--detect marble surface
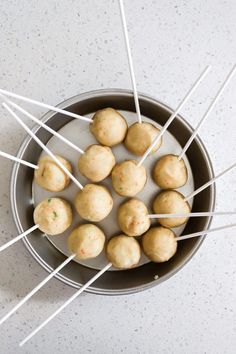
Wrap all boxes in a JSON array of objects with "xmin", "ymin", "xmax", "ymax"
[{"xmin": 0, "ymin": 0, "xmax": 236, "ymax": 353}]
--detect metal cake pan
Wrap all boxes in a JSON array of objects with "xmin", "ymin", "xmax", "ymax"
[{"xmin": 10, "ymin": 89, "xmax": 216, "ymax": 295}]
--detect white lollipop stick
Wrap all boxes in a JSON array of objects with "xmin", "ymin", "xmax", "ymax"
[
  {"xmin": 137, "ymin": 65, "xmax": 211, "ymax": 166},
  {"xmin": 19, "ymin": 262, "xmax": 112, "ymax": 347},
  {"xmin": 0, "ymin": 88, "xmax": 92, "ymax": 123},
  {"xmin": 0, "ymin": 224, "xmax": 38, "ymax": 253},
  {"xmin": 0, "ymin": 150, "xmax": 38, "ymax": 169},
  {"xmin": 3, "ymin": 103, "xmax": 84, "ymax": 190},
  {"xmin": 0, "ymin": 253, "xmax": 76, "ymax": 326},
  {"xmin": 185, "ymin": 161, "xmax": 236, "ymax": 202},
  {"xmin": 148, "ymin": 211, "xmax": 236, "ymax": 219},
  {"xmin": 178, "ymin": 64, "xmax": 236, "ymax": 160},
  {"xmin": 118, "ymin": 0, "xmax": 142, "ymax": 124},
  {"xmin": 177, "ymin": 222, "xmax": 236, "ymax": 241},
  {"xmin": 0, "ymin": 95, "xmax": 84, "ymax": 154}
]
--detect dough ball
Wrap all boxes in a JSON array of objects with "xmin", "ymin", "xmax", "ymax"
[
  {"xmin": 34, "ymin": 155, "xmax": 72, "ymax": 192},
  {"xmin": 111, "ymin": 160, "xmax": 147, "ymax": 197},
  {"xmin": 118, "ymin": 199, "xmax": 150, "ymax": 236},
  {"xmin": 125, "ymin": 122, "xmax": 162, "ymax": 156},
  {"xmin": 153, "ymin": 154, "xmax": 188, "ymax": 189},
  {"xmin": 90, "ymin": 108, "xmax": 128, "ymax": 146},
  {"xmin": 152, "ymin": 190, "xmax": 190, "ymax": 228},
  {"xmin": 106, "ymin": 235, "xmax": 141, "ymax": 269},
  {"xmin": 142, "ymin": 226, "xmax": 177, "ymax": 262},
  {"xmin": 34, "ymin": 197, "xmax": 72, "ymax": 235},
  {"xmin": 68, "ymin": 224, "xmax": 105, "ymax": 260},
  {"xmin": 78, "ymin": 144, "xmax": 115, "ymax": 182},
  {"xmin": 75, "ymin": 184, "xmax": 113, "ymax": 222}
]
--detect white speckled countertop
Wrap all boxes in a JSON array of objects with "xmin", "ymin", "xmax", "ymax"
[{"xmin": 1, "ymin": 1, "xmax": 236, "ymax": 353}]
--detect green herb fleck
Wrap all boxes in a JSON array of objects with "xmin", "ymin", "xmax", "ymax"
[
  {"xmin": 48, "ymin": 198, "xmax": 52, "ymax": 203},
  {"xmin": 53, "ymin": 211, "xmax": 58, "ymax": 219}
]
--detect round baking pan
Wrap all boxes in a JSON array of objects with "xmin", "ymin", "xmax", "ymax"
[{"xmin": 10, "ymin": 89, "xmax": 216, "ymax": 295}]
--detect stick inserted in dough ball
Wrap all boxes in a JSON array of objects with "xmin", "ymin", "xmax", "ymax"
[
  {"xmin": 33, "ymin": 197, "xmax": 72, "ymax": 235},
  {"xmin": 142, "ymin": 226, "xmax": 177, "ymax": 262},
  {"xmin": 111, "ymin": 160, "xmax": 147, "ymax": 197},
  {"xmin": 34, "ymin": 155, "xmax": 72, "ymax": 192},
  {"xmin": 153, "ymin": 190, "xmax": 190, "ymax": 228},
  {"xmin": 106, "ymin": 235, "xmax": 141, "ymax": 269},
  {"xmin": 118, "ymin": 199, "xmax": 150, "ymax": 236},
  {"xmin": 90, "ymin": 108, "xmax": 128, "ymax": 146},
  {"xmin": 125, "ymin": 122, "xmax": 162, "ymax": 156},
  {"xmin": 153, "ymin": 154, "xmax": 188, "ymax": 189},
  {"xmin": 68, "ymin": 224, "xmax": 105, "ymax": 260},
  {"xmin": 78, "ymin": 144, "xmax": 115, "ymax": 182},
  {"xmin": 75, "ymin": 184, "xmax": 113, "ymax": 222}
]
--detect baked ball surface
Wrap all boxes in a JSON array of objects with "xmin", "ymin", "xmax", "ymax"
[
  {"xmin": 153, "ymin": 190, "xmax": 190, "ymax": 228},
  {"xmin": 153, "ymin": 154, "xmax": 188, "ymax": 189},
  {"xmin": 68, "ymin": 224, "xmax": 105, "ymax": 260},
  {"xmin": 142, "ymin": 226, "xmax": 177, "ymax": 262},
  {"xmin": 34, "ymin": 155, "xmax": 72, "ymax": 192},
  {"xmin": 106, "ymin": 235, "xmax": 141, "ymax": 269},
  {"xmin": 111, "ymin": 160, "xmax": 147, "ymax": 197},
  {"xmin": 125, "ymin": 122, "xmax": 162, "ymax": 156},
  {"xmin": 90, "ymin": 108, "xmax": 128, "ymax": 146},
  {"xmin": 118, "ymin": 199, "xmax": 150, "ymax": 236},
  {"xmin": 75, "ymin": 184, "xmax": 113, "ymax": 222},
  {"xmin": 33, "ymin": 197, "xmax": 72, "ymax": 235},
  {"xmin": 78, "ymin": 144, "xmax": 115, "ymax": 182}
]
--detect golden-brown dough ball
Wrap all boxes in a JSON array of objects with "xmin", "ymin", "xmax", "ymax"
[
  {"xmin": 152, "ymin": 190, "xmax": 190, "ymax": 228},
  {"xmin": 106, "ymin": 235, "xmax": 141, "ymax": 269},
  {"xmin": 142, "ymin": 226, "xmax": 177, "ymax": 262},
  {"xmin": 125, "ymin": 122, "xmax": 162, "ymax": 156},
  {"xmin": 153, "ymin": 154, "xmax": 188, "ymax": 189},
  {"xmin": 33, "ymin": 197, "xmax": 72, "ymax": 235},
  {"xmin": 34, "ymin": 155, "xmax": 72, "ymax": 192},
  {"xmin": 75, "ymin": 184, "xmax": 113, "ymax": 222},
  {"xmin": 118, "ymin": 199, "xmax": 150, "ymax": 236},
  {"xmin": 68, "ymin": 224, "xmax": 105, "ymax": 259},
  {"xmin": 90, "ymin": 108, "xmax": 128, "ymax": 146},
  {"xmin": 111, "ymin": 160, "xmax": 147, "ymax": 197},
  {"xmin": 78, "ymin": 144, "xmax": 116, "ymax": 182}
]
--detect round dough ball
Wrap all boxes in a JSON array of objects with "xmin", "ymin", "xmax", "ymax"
[
  {"xmin": 152, "ymin": 190, "xmax": 190, "ymax": 228},
  {"xmin": 153, "ymin": 154, "xmax": 188, "ymax": 189},
  {"xmin": 68, "ymin": 224, "xmax": 105, "ymax": 260},
  {"xmin": 33, "ymin": 197, "xmax": 72, "ymax": 235},
  {"xmin": 118, "ymin": 199, "xmax": 150, "ymax": 236},
  {"xmin": 75, "ymin": 184, "xmax": 113, "ymax": 222},
  {"xmin": 125, "ymin": 122, "xmax": 162, "ymax": 156},
  {"xmin": 106, "ymin": 235, "xmax": 141, "ymax": 269},
  {"xmin": 34, "ymin": 155, "xmax": 72, "ymax": 192},
  {"xmin": 90, "ymin": 108, "xmax": 128, "ymax": 146},
  {"xmin": 142, "ymin": 226, "xmax": 177, "ymax": 262},
  {"xmin": 78, "ymin": 144, "xmax": 115, "ymax": 182},
  {"xmin": 111, "ymin": 160, "xmax": 147, "ymax": 197}
]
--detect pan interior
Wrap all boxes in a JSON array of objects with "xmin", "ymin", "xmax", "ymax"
[{"xmin": 33, "ymin": 111, "xmax": 194, "ymax": 271}]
